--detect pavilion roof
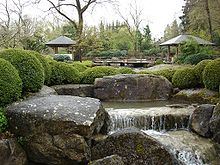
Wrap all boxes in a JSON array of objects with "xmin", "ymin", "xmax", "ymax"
[
  {"xmin": 46, "ymin": 36, "xmax": 76, "ymax": 47},
  {"xmin": 160, "ymin": 34, "xmax": 214, "ymax": 46}
]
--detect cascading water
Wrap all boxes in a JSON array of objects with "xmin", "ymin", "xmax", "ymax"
[
  {"xmin": 107, "ymin": 105, "xmax": 195, "ymax": 132},
  {"xmin": 103, "ymin": 101, "xmax": 220, "ymax": 165}
]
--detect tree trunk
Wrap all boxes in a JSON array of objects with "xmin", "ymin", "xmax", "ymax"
[{"xmin": 204, "ymin": 0, "xmax": 214, "ymax": 41}]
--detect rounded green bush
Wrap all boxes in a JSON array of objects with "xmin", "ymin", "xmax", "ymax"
[
  {"xmin": 27, "ymin": 50, "xmax": 52, "ymax": 85},
  {"xmin": 172, "ymin": 68, "xmax": 197, "ymax": 89},
  {"xmin": 0, "ymin": 58, "xmax": 22, "ymax": 106},
  {"xmin": 0, "ymin": 49, "xmax": 44, "ymax": 93},
  {"xmin": 71, "ymin": 62, "xmax": 88, "ymax": 72},
  {"xmin": 0, "ymin": 108, "xmax": 8, "ymax": 132},
  {"xmin": 194, "ymin": 59, "xmax": 213, "ymax": 85},
  {"xmin": 49, "ymin": 61, "xmax": 80, "ymax": 86},
  {"xmin": 155, "ymin": 59, "xmax": 164, "ymax": 65},
  {"xmin": 117, "ymin": 67, "xmax": 135, "ymax": 74},
  {"xmin": 184, "ymin": 53, "xmax": 213, "ymax": 65},
  {"xmin": 203, "ymin": 59, "xmax": 220, "ymax": 91},
  {"xmin": 153, "ymin": 69, "xmax": 177, "ymax": 82},
  {"xmin": 81, "ymin": 66, "xmax": 119, "ymax": 84}
]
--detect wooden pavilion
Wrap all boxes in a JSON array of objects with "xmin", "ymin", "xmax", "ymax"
[
  {"xmin": 46, "ymin": 36, "xmax": 76, "ymax": 56},
  {"xmin": 160, "ymin": 34, "xmax": 214, "ymax": 61}
]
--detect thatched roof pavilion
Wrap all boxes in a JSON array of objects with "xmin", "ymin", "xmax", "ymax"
[
  {"xmin": 160, "ymin": 34, "xmax": 214, "ymax": 61},
  {"xmin": 46, "ymin": 36, "xmax": 76, "ymax": 54}
]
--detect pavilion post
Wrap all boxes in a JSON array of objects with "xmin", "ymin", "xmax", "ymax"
[
  {"xmin": 54, "ymin": 47, "xmax": 58, "ymax": 54},
  {"xmin": 168, "ymin": 45, "xmax": 171, "ymax": 62}
]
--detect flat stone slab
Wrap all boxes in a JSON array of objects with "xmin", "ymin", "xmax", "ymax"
[
  {"xmin": 6, "ymin": 95, "xmax": 109, "ymax": 165},
  {"xmin": 52, "ymin": 84, "xmax": 94, "ymax": 97}
]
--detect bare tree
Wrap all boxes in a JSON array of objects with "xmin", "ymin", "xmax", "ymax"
[
  {"xmin": 116, "ymin": 0, "xmax": 143, "ymax": 54},
  {"xmin": 44, "ymin": 0, "xmax": 117, "ymax": 61}
]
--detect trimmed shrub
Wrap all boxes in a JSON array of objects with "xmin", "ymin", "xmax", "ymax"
[
  {"xmin": 184, "ymin": 53, "xmax": 213, "ymax": 65},
  {"xmin": 0, "ymin": 49, "xmax": 44, "ymax": 93},
  {"xmin": 71, "ymin": 62, "xmax": 88, "ymax": 72},
  {"xmin": 172, "ymin": 68, "xmax": 197, "ymax": 89},
  {"xmin": 194, "ymin": 59, "xmax": 213, "ymax": 85},
  {"xmin": 53, "ymin": 54, "xmax": 71, "ymax": 62},
  {"xmin": 49, "ymin": 61, "xmax": 80, "ymax": 86},
  {"xmin": 203, "ymin": 59, "xmax": 220, "ymax": 91},
  {"xmin": 0, "ymin": 108, "xmax": 7, "ymax": 132},
  {"xmin": 153, "ymin": 69, "xmax": 177, "ymax": 82},
  {"xmin": 155, "ymin": 59, "xmax": 164, "ymax": 65},
  {"xmin": 81, "ymin": 66, "xmax": 119, "ymax": 84},
  {"xmin": 0, "ymin": 58, "xmax": 22, "ymax": 106},
  {"xmin": 117, "ymin": 67, "xmax": 135, "ymax": 74},
  {"xmin": 27, "ymin": 50, "xmax": 52, "ymax": 85}
]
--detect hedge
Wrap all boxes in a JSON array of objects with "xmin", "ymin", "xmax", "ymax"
[
  {"xmin": 203, "ymin": 59, "xmax": 220, "ymax": 91},
  {"xmin": 0, "ymin": 58, "xmax": 22, "ymax": 106},
  {"xmin": 27, "ymin": 50, "xmax": 52, "ymax": 85},
  {"xmin": 184, "ymin": 53, "xmax": 213, "ymax": 65},
  {"xmin": 81, "ymin": 66, "xmax": 119, "ymax": 84},
  {"xmin": 117, "ymin": 67, "xmax": 135, "ymax": 74},
  {"xmin": 0, "ymin": 49, "xmax": 44, "ymax": 93},
  {"xmin": 49, "ymin": 61, "xmax": 80, "ymax": 86},
  {"xmin": 172, "ymin": 68, "xmax": 197, "ymax": 89}
]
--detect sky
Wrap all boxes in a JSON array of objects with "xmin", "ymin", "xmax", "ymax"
[
  {"xmin": 31, "ymin": 0, "xmax": 185, "ymax": 39},
  {"xmin": 84, "ymin": 0, "xmax": 186, "ymax": 39}
]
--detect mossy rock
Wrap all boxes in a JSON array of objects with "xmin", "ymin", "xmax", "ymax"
[
  {"xmin": 203, "ymin": 58, "xmax": 220, "ymax": 91},
  {"xmin": 0, "ymin": 49, "xmax": 44, "ymax": 93},
  {"xmin": 172, "ymin": 68, "xmax": 197, "ymax": 89},
  {"xmin": 0, "ymin": 58, "xmax": 22, "ymax": 106}
]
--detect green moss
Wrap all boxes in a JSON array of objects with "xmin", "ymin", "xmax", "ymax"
[{"xmin": 0, "ymin": 49, "xmax": 44, "ymax": 93}]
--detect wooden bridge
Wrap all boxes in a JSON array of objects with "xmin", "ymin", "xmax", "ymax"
[{"xmin": 93, "ymin": 58, "xmax": 155, "ymax": 67}]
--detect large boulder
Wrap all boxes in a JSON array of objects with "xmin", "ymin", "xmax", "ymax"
[
  {"xmin": 88, "ymin": 155, "xmax": 124, "ymax": 165},
  {"xmin": 6, "ymin": 95, "xmax": 109, "ymax": 165},
  {"xmin": 210, "ymin": 103, "xmax": 220, "ymax": 144},
  {"xmin": 28, "ymin": 85, "xmax": 57, "ymax": 99},
  {"xmin": 189, "ymin": 104, "xmax": 215, "ymax": 137},
  {"xmin": 0, "ymin": 138, "xmax": 27, "ymax": 165},
  {"xmin": 52, "ymin": 84, "xmax": 94, "ymax": 97},
  {"xmin": 91, "ymin": 128, "xmax": 175, "ymax": 165},
  {"xmin": 173, "ymin": 88, "xmax": 219, "ymax": 104},
  {"xmin": 94, "ymin": 74, "xmax": 173, "ymax": 101}
]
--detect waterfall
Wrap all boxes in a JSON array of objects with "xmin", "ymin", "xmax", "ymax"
[{"xmin": 107, "ymin": 106, "xmax": 195, "ymax": 132}]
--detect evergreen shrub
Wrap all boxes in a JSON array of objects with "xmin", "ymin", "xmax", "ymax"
[
  {"xmin": 203, "ymin": 59, "xmax": 220, "ymax": 91},
  {"xmin": 53, "ymin": 54, "xmax": 71, "ymax": 62},
  {"xmin": 194, "ymin": 59, "xmax": 213, "ymax": 85},
  {"xmin": 153, "ymin": 69, "xmax": 177, "ymax": 82},
  {"xmin": 172, "ymin": 68, "xmax": 197, "ymax": 89},
  {"xmin": 71, "ymin": 62, "xmax": 88, "ymax": 72},
  {"xmin": 0, "ymin": 58, "xmax": 22, "ymax": 106},
  {"xmin": 49, "ymin": 61, "xmax": 80, "ymax": 85},
  {"xmin": 184, "ymin": 53, "xmax": 213, "ymax": 65},
  {"xmin": 81, "ymin": 66, "xmax": 119, "ymax": 84},
  {"xmin": 0, "ymin": 49, "xmax": 44, "ymax": 93},
  {"xmin": 117, "ymin": 67, "xmax": 135, "ymax": 74},
  {"xmin": 0, "ymin": 108, "xmax": 7, "ymax": 132},
  {"xmin": 27, "ymin": 50, "xmax": 52, "ymax": 85}
]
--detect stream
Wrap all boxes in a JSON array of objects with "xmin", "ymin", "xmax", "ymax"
[{"xmin": 103, "ymin": 101, "xmax": 220, "ymax": 165}]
